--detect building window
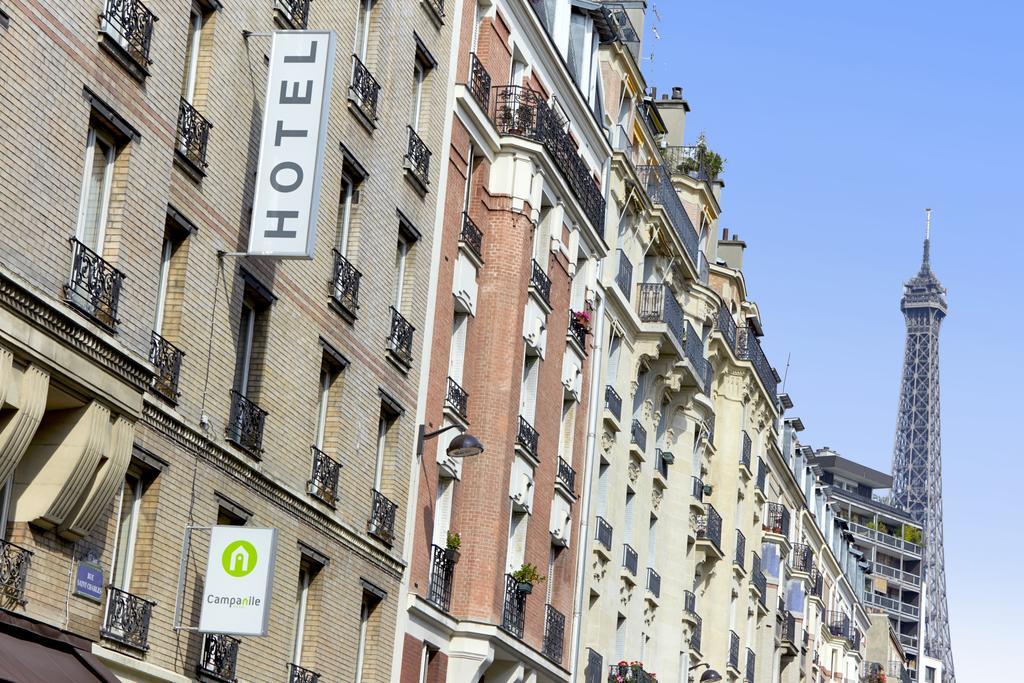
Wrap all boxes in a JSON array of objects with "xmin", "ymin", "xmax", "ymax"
[
  {"xmin": 180, "ymin": 2, "xmax": 213, "ymax": 104},
  {"xmin": 410, "ymin": 59, "xmax": 426, "ymax": 132},
  {"xmin": 520, "ymin": 353, "xmax": 540, "ymax": 424},
  {"xmin": 76, "ymin": 127, "xmax": 117, "ymax": 255},
  {"xmin": 111, "ymin": 472, "xmax": 143, "ymax": 591},
  {"xmin": 291, "ymin": 558, "xmax": 324, "ymax": 669},
  {"xmin": 233, "ymin": 281, "xmax": 272, "ymax": 400},
  {"xmin": 354, "ymin": 588, "xmax": 384, "ymax": 683},
  {"xmin": 449, "ymin": 313, "xmax": 468, "ymax": 385},
  {"xmin": 417, "ymin": 644, "xmax": 441, "ymax": 683},
  {"xmin": 393, "ymin": 235, "xmax": 410, "ymax": 311},
  {"xmin": 313, "ymin": 347, "xmax": 346, "ymax": 452},
  {"xmin": 506, "ymin": 510, "xmax": 528, "ymax": 572},
  {"xmin": 353, "ymin": 0, "xmax": 375, "ymax": 62},
  {"xmin": 150, "ymin": 214, "xmax": 191, "ymax": 400}
]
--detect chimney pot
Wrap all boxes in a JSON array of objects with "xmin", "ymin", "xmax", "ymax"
[
  {"xmin": 650, "ymin": 87, "xmax": 657, "ymax": 99},
  {"xmin": 722, "ymin": 228, "xmax": 729, "ymax": 240},
  {"xmin": 672, "ymin": 86, "xmax": 683, "ymax": 99}
]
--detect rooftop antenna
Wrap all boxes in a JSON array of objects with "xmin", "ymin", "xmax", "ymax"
[
  {"xmin": 922, "ymin": 207, "xmax": 932, "ymax": 270},
  {"xmin": 781, "ymin": 353, "xmax": 792, "ymax": 393}
]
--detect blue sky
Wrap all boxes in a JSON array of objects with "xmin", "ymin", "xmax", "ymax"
[{"xmin": 644, "ymin": 2, "xmax": 1021, "ymax": 679}]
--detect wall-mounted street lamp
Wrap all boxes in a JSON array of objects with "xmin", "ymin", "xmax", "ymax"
[
  {"xmin": 416, "ymin": 424, "xmax": 485, "ymax": 459},
  {"xmin": 690, "ymin": 663, "xmax": 723, "ymax": 682}
]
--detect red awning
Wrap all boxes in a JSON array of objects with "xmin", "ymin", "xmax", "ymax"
[{"xmin": 0, "ymin": 610, "xmax": 120, "ymax": 683}]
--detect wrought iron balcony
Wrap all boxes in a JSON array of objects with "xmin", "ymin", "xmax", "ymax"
[
  {"xmin": 608, "ymin": 663, "xmax": 656, "ymax": 683},
  {"xmin": 682, "ymin": 589, "xmax": 697, "ymax": 617},
  {"xmin": 809, "ymin": 567, "xmax": 824, "ymax": 597},
  {"xmin": 740, "ymin": 430, "xmax": 752, "ymax": 471},
  {"xmin": 460, "ymin": 212, "xmax": 483, "ymax": 260},
  {"xmin": 101, "ymin": 585, "xmax": 154, "ymax": 651},
  {"xmin": 764, "ymin": 502, "xmax": 790, "ymax": 537},
  {"xmin": 755, "ymin": 457, "xmax": 767, "ymax": 494},
  {"xmin": 636, "ymin": 164, "xmax": 700, "ymax": 265},
  {"xmin": 350, "ymin": 54, "xmax": 381, "ymax": 122},
  {"xmin": 427, "ymin": 544, "xmax": 456, "ymax": 612},
  {"xmin": 601, "ymin": 3, "xmax": 640, "ymax": 60},
  {"xmin": 66, "ymin": 237, "xmax": 125, "ymax": 330},
  {"xmin": 100, "ymin": 0, "xmax": 156, "ymax": 70},
  {"xmin": 691, "ymin": 614, "xmax": 702, "ymax": 653},
  {"xmin": 781, "ymin": 610, "xmax": 797, "ymax": 645},
  {"xmin": 654, "ymin": 449, "xmax": 670, "ymax": 479},
  {"xmin": 176, "ymin": 98, "xmax": 212, "ymax": 170},
  {"xmin": 149, "ymin": 331, "xmax": 183, "ymax": 401},
  {"xmin": 330, "ymin": 249, "xmax": 362, "ymax": 315},
  {"xmin": 387, "ymin": 307, "xmax": 415, "ymax": 365},
  {"xmin": 446, "ymin": 376, "xmax": 469, "ymax": 419},
  {"xmin": 501, "ymin": 574, "xmax": 527, "ymax": 638},
  {"xmin": 691, "ymin": 476, "xmax": 704, "ymax": 502},
  {"xmin": 790, "ymin": 543, "xmax": 814, "ymax": 573},
  {"xmin": 405, "ymin": 126, "xmax": 431, "ymax": 188},
  {"xmin": 706, "ymin": 413, "xmax": 716, "ymax": 445},
  {"xmin": 745, "ymin": 648, "xmax": 755, "ymax": 683},
  {"xmin": 615, "ymin": 249, "xmax": 632, "ymax": 300},
  {"xmin": 622, "ymin": 543, "xmax": 638, "ymax": 576},
  {"xmin": 0, "ymin": 539, "xmax": 32, "ymax": 606},
  {"xmin": 683, "ymin": 320, "xmax": 706, "ymax": 376},
  {"xmin": 556, "ymin": 457, "xmax": 576, "ymax": 494},
  {"xmin": 827, "ymin": 611, "xmax": 852, "ymax": 642},
  {"xmin": 636, "ymin": 283, "xmax": 685, "ymax": 350},
  {"xmin": 716, "ymin": 302, "xmax": 737, "ymax": 350},
  {"xmin": 728, "ymin": 630, "xmax": 740, "ymax": 670},
  {"xmin": 467, "ymin": 53, "xmax": 491, "ymax": 112},
  {"xmin": 736, "ymin": 327, "xmax": 778, "ymax": 398},
  {"xmin": 646, "ymin": 567, "xmax": 661, "ymax": 598},
  {"xmin": 586, "ymin": 649, "xmax": 603, "ymax": 683},
  {"xmin": 734, "ymin": 529, "xmax": 746, "ymax": 568},
  {"xmin": 530, "ymin": 259, "xmax": 552, "ymax": 307},
  {"xmin": 568, "ymin": 310, "xmax": 588, "ymax": 351},
  {"xmin": 696, "ymin": 503, "xmax": 722, "ymax": 552},
  {"xmin": 630, "ymin": 419, "xmax": 647, "ymax": 451},
  {"xmin": 517, "ymin": 415, "xmax": 539, "ymax": 459},
  {"xmin": 288, "ymin": 663, "xmax": 320, "ymax": 683},
  {"xmin": 197, "ymin": 633, "xmax": 239, "ymax": 683},
  {"xmin": 368, "ymin": 489, "xmax": 397, "ymax": 543},
  {"xmin": 226, "ymin": 390, "xmax": 267, "ymax": 455},
  {"xmin": 751, "ymin": 552, "xmax": 767, "ymax": 605},
  {"xmin": 604, "ymin": 385, "xmax": 622, "ymax": 420},
  {"xmin": 662, "ymin": 144, "xmax": 720, "ymax": 184},
  {"xmin": 542, "ymin": 603, "xmax": 565, "ymax": 663},
  {"xmin": 594, "ymin": 516, "xmax": 613, "ymax": 551},
  {"xmin": 277, "ymin": 0, "xmax": 310, "ymax": 28},
  {"xmin": 308, "ymin": 445, "xmax": 340, "ymax": 506}
]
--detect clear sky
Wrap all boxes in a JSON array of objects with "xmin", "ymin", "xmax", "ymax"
[{"xmin": 644, "ymin": 2, "xmax": 1020, "ymax": 679}]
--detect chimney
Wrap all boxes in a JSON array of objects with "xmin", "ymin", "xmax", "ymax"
[
  {"xmin": 671, "ymin": 86, "xmax": 683, "ymax": 100},
  {"xmin": 655, "ymin": 85, "xmax": 690, "ymax": 146},
  {"xmin": 718, "ymin": 230, "xmax": 746, "ymax": 270}
]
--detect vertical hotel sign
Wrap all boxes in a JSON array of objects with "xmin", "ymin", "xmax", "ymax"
[
  {"xmin": 248, "ymin": 31, "xmax": 336, "ymax": 258},
  {"xmin": 199, "ymin": 527, "xmax": 278, "ymax": 635}
]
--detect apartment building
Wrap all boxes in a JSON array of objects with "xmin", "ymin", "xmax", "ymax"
[{"xmin": 0, "ymin": 0, "xmax": 454, "ymax": 680}]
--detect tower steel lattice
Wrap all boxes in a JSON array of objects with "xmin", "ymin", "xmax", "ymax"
[{"xmin": 891, "ymin": 211, "xmax": 955, "ymax": 682}]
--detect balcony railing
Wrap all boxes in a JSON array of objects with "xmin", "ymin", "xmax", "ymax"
[
  {"xmin": 176, "ymin": 98, "xmax": 212, "ymax": 170},
  {"xmin": 423, "ymin": 0, "xmax": 444, "ymax": 19},
  {"xmin": 683, "ymin": 320, "xmax": 706, "ymax": 376},
  {"xmin": 427, "ymin": 544, "xmax": 456, "ymax": 612},
  {"xmin": 691, "ymin": 614, "xmax": 702, "ymax": 653},
  {"xmin": 467, "ymin": 53, "xmax": 491, "ymax": 112},
  {"xmin": 630, "ymin": 419, "xmax": 647, "ymax": 451},
  {"xmin": 755, "ymin": 457, "xmax": 767, "ymax": 493},
  {"xmin": 277, "ymin": 0, "xmax": 310, "ymax": 28},
  {"xmin": 728, "ymin": 630, "xmax": 740, "ymax": 670},
  {"xmin": 646, "ymin": 567, "xmax": 661, "ymax": 598},
  {"xmin": 740, "ymin": 430, "xmax": 752, "ymax": 471},
  {"xmin": 764, "ymin": 502, "xmax": 790, "ymax": 537},
  {"xmin": 368, "ymin": 489, "xmax": 397, "ymax": 543},
  {"xmin": 149, "ymin": 331, "xmax": 183, "ymax": 400},
  {"xmin": 873, "ymin": 561, "xmax": 921, "ymax": 586},
  {"xmin": 604, "ymin": 386, "xmax": 622, "ymax": 421},
  {"xmin": 405, "ymin": 126, "xmax": 431, "ymax": 188},
  {"xmin": 745, "ymin": 648, "xmax": 755, "ymax": 683},
  {"xmin": 100, "ymin": 0, "xmax": 156, "ymax": 69},
  {"xmin": 608, "ymin": 663, "xmax": 656, "ymax": 683},
  {"xmin": 696, "ymin": 503, "xmax": 722, "ymax": 552},
  {"xmin": 781, "ymin": 611, "xmax": 796, "ymax": 645},
  {"xmin": 736, "ymin": 327, "xmax": 778, "ymax": 398},
  {"xmin": 636, "ymin": 283, "xmax": 685, "ymax": 350},
  {"xmin": 734, "ymin": 529, "xmax": 746, "ymax": 568},
  {"xmin": 809, "ymin": 567, "xmax": 824, "ymax": 597},
  {"xmin": 387, "ymin": 307, "xmax": 415, "ymax": 365},
  {"xmin": 0, "ymin": 539, "xmax": 32, "ymax": 606},
  {"xmin": 556, "ymin": 457, "xmax": 576, "ymax": 494},
  {"xmin": 601, "ymin": 3, "xmax": 640, "ymax": 60},
  {"xmin": 615, "ymin": 249, "xmax": 633, "ymax": 299},
  {"xmin": 350, "ymin": 54, "xmax": 381, "ymax": 122},
  {"xmin": 530, "ymin": 259, "xmax": 552, "ymax": 307},
  {"xmin": 586, "ymin": 649, "xmax": 603, "ymax": 683},
  {"xmin": 682, "ymin": 589, "xmax": 697, "ymax": 617},
  {"xmin": 101, "ymin": 586, "xmax": 154, "ymax": 651},
  {"xmin": 790, "ymin": 543, "xmax": 814, "ymax": 573},
  {"xmin": 568, "ymin": 310, "xmax": 589, "ymax": 351},
  {"xmin": 636, "ymin": 164, "xmax": 699, "ymax": 265},
  {"xmin": 331, "ymin": 249, "xmax": 362, "ymax": 314},
  {"xmin": 517, "ymin": 416, "xmax": 539, "ymax": 459},
  {"xmin": 662, "ymin": 145, "xmax": 720, "ymax": 184},
  {"xmin": 827, "ymin": 611, "xmax": 852, "ymax": 642},
  {"xmin": 542, "ymin": 603, "xmax": 565, "ymax": 663},
  {"xmin": 288, "ymin": 663, "xmax": 320, "ymax": 683},
  {"xmin": 446, "ymin": 376, "xmax": 469, "ymax": 419},
  {"xmin": 622, "ymin": 543, "xmax": 638, "ymax": 576},
  {"xmin": 492, "ymin": 85, "xmax": 605, "ymax": 230},
  {"xmin": 595, "ymin": 516, "xmax": 613, "ymax": 551},
  {"xmin": 197, "ymin": 633, "xmax": 239, "ymax": 683},
  {"xmin": 654, "ymin": 449, "xmax": 670, "ymax": 479},
  {"xmin": 847, "ymin": 521, "xmax": 922, "ymax": 555},
  {"xmin": 226, "ymin": 390, "xmax": 267, "ymax": 455},
  {"xmin": 501, "ymin": 574, "xmax": 527, "ymax": 638},
  {"xmin": 691, "ymin": 476, "xmax": 704, "ymax": 502},
  {"xmin": 460, "ymin": 212, "xmax": 483, "ymax": 260},
  {"xmin": 751, "ymin": 553, "xmax": 767, "ymax": 604},
  {"xmin": 716, "ymin": 302, "xmax": 738, "ymax": 351},
  {"xmin": 308, "ymin": 446, "xmax": 340, "ymax": 506},
  {"xmin": 66, "ymin": 237, "xmax": 125, "ymax": 330}
]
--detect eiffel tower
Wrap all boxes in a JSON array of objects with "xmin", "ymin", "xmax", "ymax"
[{"xmin": 891, "ymin": 209, "xmax": 955, "ymax": 682}]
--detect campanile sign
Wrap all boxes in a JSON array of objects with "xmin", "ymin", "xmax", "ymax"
[
  {"xmin": 199, "ymin": 527, "xmax": 278, "ymax": 635},
  {"xmin": 248, "ymin": 31, "xmax": 336, "ymax": 259}
]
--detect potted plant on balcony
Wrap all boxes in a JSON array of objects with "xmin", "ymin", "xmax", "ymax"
[
  {"xmin": 445, "ymin": 530, "xmax": 461, "ymax": 564},
  {"xmin": 510, "ymin": 562, "xmax": 545, "ymax": 594},
  {"xmin": 573, "ymin": 309, "xmax": 592, "ymax": 332}
]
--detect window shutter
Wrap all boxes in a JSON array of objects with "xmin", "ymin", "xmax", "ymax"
[
  {"xmin": 432, "ymin": 478, "xmax": 453, "ymax": 548},
  {"xmin": 449, "ymin": 314, "xmax": 468, "ymax": 382},
  {"xmin": 624, "ymin": 491, "xmax": 634, "ymax": 543}
]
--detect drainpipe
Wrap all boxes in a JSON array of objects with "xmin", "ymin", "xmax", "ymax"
[{"xmin": 568, "ymin": 277, "xmax": 607, "ymax": 678}]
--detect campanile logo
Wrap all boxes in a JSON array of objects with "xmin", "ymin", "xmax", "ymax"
[{"xmin": 222, "ymin": 540, "xmax": 258, "ymax": 577}]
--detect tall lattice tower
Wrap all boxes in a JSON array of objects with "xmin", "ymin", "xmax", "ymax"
[{"xmin": 891, "ymin": 210, "xmax": 955, "ymax": 682}]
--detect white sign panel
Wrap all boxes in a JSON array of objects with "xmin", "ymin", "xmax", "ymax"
[
  {"xmin": 248, "ymin": 31, "xmax": 336, "ymax": 258},
  {"xmin": 199, "ymin": 527, "xmax": 278, "ymax": 635}
]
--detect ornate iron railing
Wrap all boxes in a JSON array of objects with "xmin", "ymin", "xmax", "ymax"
[
  {"xmin": 683, "ymin": 320, "xmax": 705, "ymax": 376},
  {"xmin": 308, "ymin": 446, "xmax": 340, "ymax": 506},
  {"xmin": 691, "ymin": 476, "xmax": 704, "ymax": 502},
  {"xmin": 350, "ymin": 54, "xmax": 381, "ymax": 121},
  {"xmin": 745, "ymin": 648, "xmax": 755, "ymax": 683},
  {"xmin": 0, "ymin": 540, "xmax": 32, "ymax": 606},
  {"xmin": 756, "ymin": 457, "xmax": 767, "ymax": 493},
  {"xmin": 615, "ymin": 249, "xmax": 633, "ymax": 299},
  {"xmin": 330, "ymin": 249, "xmax": 361, "ymax": 313},
  {"xmin": 682, "ymin": 590, "xmax": 697, "ymax": 616},
  {"xmin": 197, "ymin": 633, "xmax": 239, "ymax": 682},
  {"xmin": 654, "ymin": 449, "xmax": 670, "ymax": 479},
  {"xmin": 646, "ymin": 567, "xmax": 661, "ymax": 598},
  {"xmin": 622, "ymin": 543, "xmax": 638, "ymax": 576},
  {"xmin": 594, "ymin": 516, "xmax": 612, "ymax": 551},
  {"xmin": 705, "ymin": 413, "xmax": 716, "ymax": 445},
  {"xmin": 66, "ymin": 237, "xmax": 125, "ymax": 329},
  {"xmin": 427, "ymin": 544, "xmax": 455, "ymax": 612},
  {"xmin": 809, "ymin": 566, "xmax": 824, "ymax": 597},
  {"xmin": 542, "ymin": 603, "xmax": 565, "ymax": 662},
  {"xmin": 100, "ymin": 0, "xmax": 156, "ymax": 69},
  {"xmin": 781, "ymin": 610, "xmax": 797, "ymax": 644},
  {"xmin": 568, "ymin": 310, "xmax": 588, "ymax": 351},
  {"xmin": 460, "ymin": 212, "xmax": 483, "ymax": 260},
  {"xmin": 734, "ymin": 529, "xmax": 746, "ymax": 568},
  {"xmin": 423, "ymin": 0, "xmax": 444, "ymax": 18},
  {"xmin": 827, "ymin": 611, "xmax": 852, "ymax": 641},
  {"xmin": 728, "ymin": 630, "xmax": 740, "ymax": 670},
  {"xmin": 716, "ymin": 302, "xmax": 737, "ymax": 350},
  {"xmin": 740, "ymin": 430, "xmax": 752, "ymax": 470},
  {"xmin": 791, "ymin": 543, "xmax": 814, "ymax": 573},
  {"xmin": 601, "ymin": 3, "xmax": 640, "ymax": 60},
  {"xmin": 277, "ymin": 0, "xmax": 310, "ymax": 28},
  {"xmin": 691, "ymin": 614, "xmax": 702, "ymax": 653},
  {"xmin": 530, "ymin": 259, "xmax": 552, "ymax": 307},
  {"xmin": 736, "ymin": 327, "xmax": 778, "ymax": 398},
  {"xmin": 604, "ymin": 386, "xmax": 622, "ymax": 420},
  {"xmin": 608, "ymin": 663, "xmax": 655, "ymax": 683},
  {"xmin": 636, "ymin": 283, "xmax": 685, "ymax": 350},
  {"xmin": 176, "ymin": 98, "xmax": 211, "ymax": 169},
  {"xmin": 586, "ymin": 648, "xmax": 603, "ymax": 683},
  {"xmin": 446, "ymin": 376, "xmax": 468, "ymax": 419},
  {"xmin": 751, "ymin": 553, "xmax": 767, "ymax": 604},
  {"xmin": 636, "ymin": 164, "xmax": 700, "ymax": 265},
  {"xmin": 149, "ymin": 331, "xmax": 183, "ymax": 400},
  {"xmin": 102, "ymin": 586, "xmax": 154, "ymax": 650},
  {"xmin": 696, "ymin": 503, "xmax": 722, "ymax": 551},
  {"xmin": 630, "ymin": 419, "xmax": 647, "ymax": 451},
  {"xmin": 226, "ymin": 390, "xmax": 267, "ymax": 455},
  {"xmin": 556, "ymin": 457, "xmax": 576, "ymax": 494},
  {"xmin": 517, "ymin": 415, "xmax": 539, "ymax": 459},
  {"xmin": 368, "ymin": 489, "xmax": 397, "ymax": 542},
  {"xmin": 288, "ymin": 663, "xmax": 320, "ymax": 683},
  {"xmin": 387, "ymin": 307, "xmax": 414, "ymax": 365},
  {"xmin": 764, "ymin": 502, "xmax": 790, "ymax": 537},
  {"xmin": 501, "ymin": 573, "xmax": 526, "ymax": 638},
  {"xmin": 467, "ymin": 53, "xmax": 491, "ymax": 112},
  {"xmin": 405, "ymin": 126, "xmax": 431, "ymax": 188}
]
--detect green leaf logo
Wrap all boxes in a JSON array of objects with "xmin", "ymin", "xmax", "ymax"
[{"xmin": 222, "ymin": 540, "xmax": 258, "ymax": 577}]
